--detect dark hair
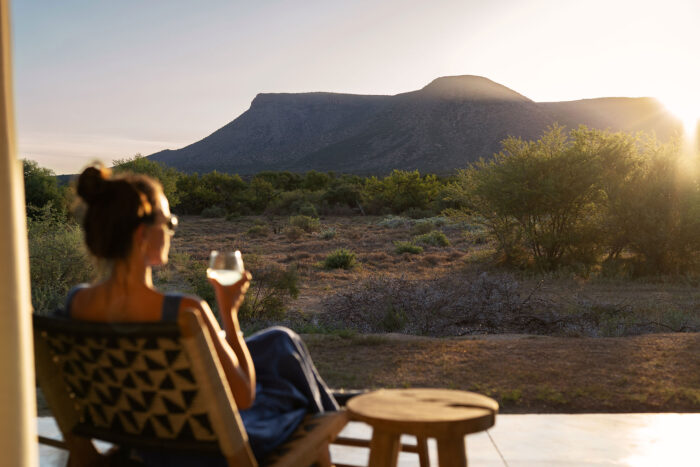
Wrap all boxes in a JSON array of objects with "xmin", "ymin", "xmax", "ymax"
[{"xmin": 76, "ymin": 165, "xmax": 163, "ymax": 259}]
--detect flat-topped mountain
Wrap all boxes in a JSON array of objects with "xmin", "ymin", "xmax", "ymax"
[{"xmin": 149, "ymin": 75, "xmax": 681, "ymax": 175}]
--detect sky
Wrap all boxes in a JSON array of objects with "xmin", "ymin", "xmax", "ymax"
[{"xmin": 11, "ymin": 0, "xmax": 700, "ymax": 174}]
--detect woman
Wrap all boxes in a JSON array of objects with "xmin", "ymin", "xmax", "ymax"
[{"xmin": 63, "ymin": 165, "xmax": 338, "ymax": 464}]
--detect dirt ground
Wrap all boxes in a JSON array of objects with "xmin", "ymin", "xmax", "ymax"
[{"xmin": 305, "ymin": 332, "xmax": 700, "ymax": 413}]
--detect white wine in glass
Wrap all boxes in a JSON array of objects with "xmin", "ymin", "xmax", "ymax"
[{"xmin": 207, "ymin": 250, "xmax": 245, "ymax": 286}]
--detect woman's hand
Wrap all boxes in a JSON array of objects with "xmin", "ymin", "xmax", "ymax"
[{"xmin": 208, "ymin": 271, "xmax": 252, "ymax": 316}]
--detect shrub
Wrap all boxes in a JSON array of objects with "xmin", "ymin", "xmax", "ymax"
[
  {"xmin": 239, "ymin": 262, "xmax": 300, "ymax": 322},
  {"xmin": 602, "ymin": 137, "xmax": 700, "ymax": 274},
  {"xmin": 28, "ymin": 208, "xmax": 94, "ymax": 314},
  {"xmin": 380, "ymin": 303, "xmax": 407, "ymax": 332},
  {"xmin": 284, "ymin": 226, "xmax": 304, "ymax": 241},
  {"xmin": 377, "ymin": 215, "xmax": 409, "ymax": 228},
  {"xmin": 402, "ymin": 207, "xmax": 435, "ymax": 219},
  {"xmin": 449, "ymin": 126, "xmax": 635, "ymax": 270},
  {"xmin": 394, "ymin": 241, "xmax": 423, "ymax": 255},
  {"xmin": 302, "ymin": 170, "xmax": 332, "ymax": 191},
  {"xmin": 426, "ymin": 216, "xmax": 448, "ymax": 227},
  {"xmin": 414, "ymin": 231, "xmax": 450, "ymax": 247},
  {"xmin": 175, "ymin": 172, "xmax": 248, "ymax": 215},
  {"xmin": 319, "ymin": 227, "xmax": 337, "ymax": 240},
  {"xmin": 265, "ymin": 190, "xmax": 324, "ymax": 216},
  {"xmin": 247, "ymin": 224, "xmax": 270, "ymax": 237},
  {"xmin": 465, "ymin": 229, "xmax": 489, "ymax": 245},
  {"xmin": 112, "ymin": 154, "xmax": 182, "ymax": 207},
  {"xmin": 298, "ymin": 202, "xmax": 318, "ymax": 218},
  {"xmin": 321, "ymin": 269, "xmax": 700, "ymax": 337},
  {"xmin": 323, "ymin": 249, "xmax": 357, "ymax": 269},
  {"xmin": 362, "ymin": 169, "xmax": 441, "ymax": 214},
  {"xmin": 322, "ymin": 176, "xmax": 363, "ymax": 209},
  {"xmin": 175, "ymin": 253, "xmax": 217, "ymax": 316},
  {"xmin": 289, "ymin": 215, "xmax": 320, "ymax": 233},
  {"xmin": 23, "ymin": 160, "xmax": 67, "ymax": 217},
  {"xmin": 201, "ymin": 205, "xmax": 227, "ymax": 218},
  {"xmin": 410, "ymin": 220, "xmax": 434, "ymax": 235}
]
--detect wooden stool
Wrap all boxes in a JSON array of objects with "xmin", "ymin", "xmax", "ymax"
[{"xmin": 346, "ymin": 388, "xmax": 498, "ymax": 467}]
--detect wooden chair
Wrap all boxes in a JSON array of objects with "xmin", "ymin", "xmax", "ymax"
[{"xmin": 33, "ymin": 310, "xmax": 348, "ymax": 467}]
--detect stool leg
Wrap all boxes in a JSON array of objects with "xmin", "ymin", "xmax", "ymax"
[
  {"xmin": 436, "ymin": 435, "xmax": 466, "ymax": 467},
  {"xmin": 316, "ymin": 442, "xmax": 332, "ymax": 467},
  {"xmin": 368, "ymin": 429, "xmax": 400, "ymax": 467},
  {"xmin": 416, "ymin": 436, "xmax": 430, "ymax": 467}
]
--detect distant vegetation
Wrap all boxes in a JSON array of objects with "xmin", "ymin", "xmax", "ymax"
[
  {"xmin": 448, "ymin": 125, "xmax": 700, "ymax": 275},
  {"xmin": 22, "ymin": 125, "xmax": 700, "ymax": 318}
]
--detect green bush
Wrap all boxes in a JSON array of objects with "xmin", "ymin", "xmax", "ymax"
[
  {"xmin": 239, "ymin": 262, "xmax": 300, "ymax": 322},
  {"xmin": 378, "ymin": 215, "xmax": 409, "ymax": 228},
  {"xmin": 176, "ymin": 253, "xmax": 217, "ymax": 316},
  {"xmin": 247, "ymin": 224, "xmax": 270, "ymax": 237},
  {"xmin": 450, "ymin": 126, "xmax": 613, "ymax": 269},
  {"xmin": 448, "ymin": 125, "xmax": 700, "ymax": 273},
  {"xmin": 602, "ymin": 136, "xmax": 700, "ymax": 274},
  {"xmin": 289, "ymin": 215, "xmax": 320, "ymax": 233},
  {"xmin": 265, "ymin": 190, "xmax": 323, "ymax": 216},
  {"xmin": 176, "ymin": 171, "xmax": 248, "ymax": 215},
  {"xmin": 380, "ymin": 304, "xmax": 407, "ymax": 332},
  {"xmin": 113, "ymin": 154, "xmax": 182, "ymax": 207},
  {"xmin": 23, "ymin": 160, "xmax": 67, "ymax": 218},
  {"xmin": 298, "ymin": 202, "xmax": 318, "ymax": 218},
  {"xmin": 322, "ymin": 176, "xmax": 363, "ymax": 209},
  {"xmin": 402, "ymin": 207, "xmax": 435, "ymax": 219},
  {"xmin": 323, "ymin": 249, "xmax": 357, "ymax": 269},
  {"xmin": 363, "ymin": 169, "xmax": 441, "ymax": 214},
  {"xmin": 394, "ymin": 241, "xmax": 423, "ymax": 254},
  {"xmin": 319, "ymin": 227, "xmax": 337, "ymax": 240},
  {"xmin": 414, "ymin": 231, "xmax": 450, "ymax": 247},
  {"xmin": 410, "ymin": 220, "xmax": 434, "ymax": 235},
  {"xmin": 28, "ymin": 207, "xmax": 94, "ymax": 314},
  {"xmin": 201, "ymin": 205, "xmax": 227, "ymax": 218},
  {"xmin": 284, "ymin": 226, "xmax": 304, "ymax": 241},
  {"xmin": 302, "ymin": 170, "xmax": 332, "ymax": 191}
]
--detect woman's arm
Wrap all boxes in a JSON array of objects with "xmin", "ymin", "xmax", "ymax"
[
  {"xmin": 181, "ymin": 272, "xmax": 256, "ymax": 409},
  {"xmin": 210, "ymin": 272, "xmax": 256, "ymax": 407}
]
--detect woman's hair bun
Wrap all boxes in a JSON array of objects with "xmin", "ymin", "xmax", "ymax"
[{"xmin": 77, "ymin": 165, "xmax": 111, "ymax": 203}]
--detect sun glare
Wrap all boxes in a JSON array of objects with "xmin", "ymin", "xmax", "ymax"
[{"xmin": 662, "ymin": 94, "xmax": 700, "ymax": 140}]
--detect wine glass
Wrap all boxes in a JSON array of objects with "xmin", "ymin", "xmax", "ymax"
[{"xmin": 207, "ymin": 250, "xmax": 245, "ymax": 286}]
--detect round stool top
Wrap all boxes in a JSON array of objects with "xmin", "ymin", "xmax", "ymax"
[{"xmin": 347, "ymin": 388, "xmax": 498, "ymax": 438}]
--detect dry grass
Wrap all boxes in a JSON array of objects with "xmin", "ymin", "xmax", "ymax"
[
  {"xmin": 171, "ymin": 215, "xmax": 479, "ymax": 300},
  {"xmin": 164, "ymin": 215, "xmax": 700, "ymax": 413},
  {"xmin": 305, "ymin": 333, "xmax": 700, "ymax": 413}
]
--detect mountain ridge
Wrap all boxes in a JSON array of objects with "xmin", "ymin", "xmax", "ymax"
[{"xmin": 149, "ymin": 75, "xmax": 681, "ymax": 175}]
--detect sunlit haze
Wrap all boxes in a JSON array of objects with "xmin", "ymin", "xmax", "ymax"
[{"xmin": 12, "ymin": 0, "xmax": 700, "ymax": 174}]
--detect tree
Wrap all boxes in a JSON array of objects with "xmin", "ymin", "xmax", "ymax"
[
  {"xmin": 322, "ymin": 175, "xmax": 363, "ymax": 210},
  {"xmin": 112, "ymin": 154, "xmax": 182, "ymax": 206},
  {"xmin": 176, "ymin": 171, "xmax": 248, "ymax": 215},
  {"xmin": 604, "ymin": 135, "xmax": 700, "ymax": 274},
  {"xmin": 23, "ymin": 159, "xmax": 66, "ymax": 217},
  {"xmin": 362, "ymin": 170, "xmax": 441, "ymax": 215},
  {"xmin": 454, "ymin": 126, "xmax": 607, "ymax": 269},
  {"xmin": 254, "ymin": 171, "xmax": 302, "ymax": 191},
  {"xmin": 248, "ymin": 176, "xmax": 277, "ymax": 213},
  {"xmin": 302, "ymin": 170, "xmax": 331, "ymax": 191}
]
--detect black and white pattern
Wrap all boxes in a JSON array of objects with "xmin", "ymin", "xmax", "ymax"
[{"xmin": 39, "ymin": 329, "xmax": 217, "ymax": 445}]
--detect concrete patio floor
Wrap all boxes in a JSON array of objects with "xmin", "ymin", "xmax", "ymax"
[{"xmin": 38, "ymin": 413, "xmax": 699, "ymax": 466}]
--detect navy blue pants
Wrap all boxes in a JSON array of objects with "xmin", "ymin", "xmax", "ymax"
[{"xmin": 241, "ymin": 326, "xmax": 339, "ymax": 459}]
